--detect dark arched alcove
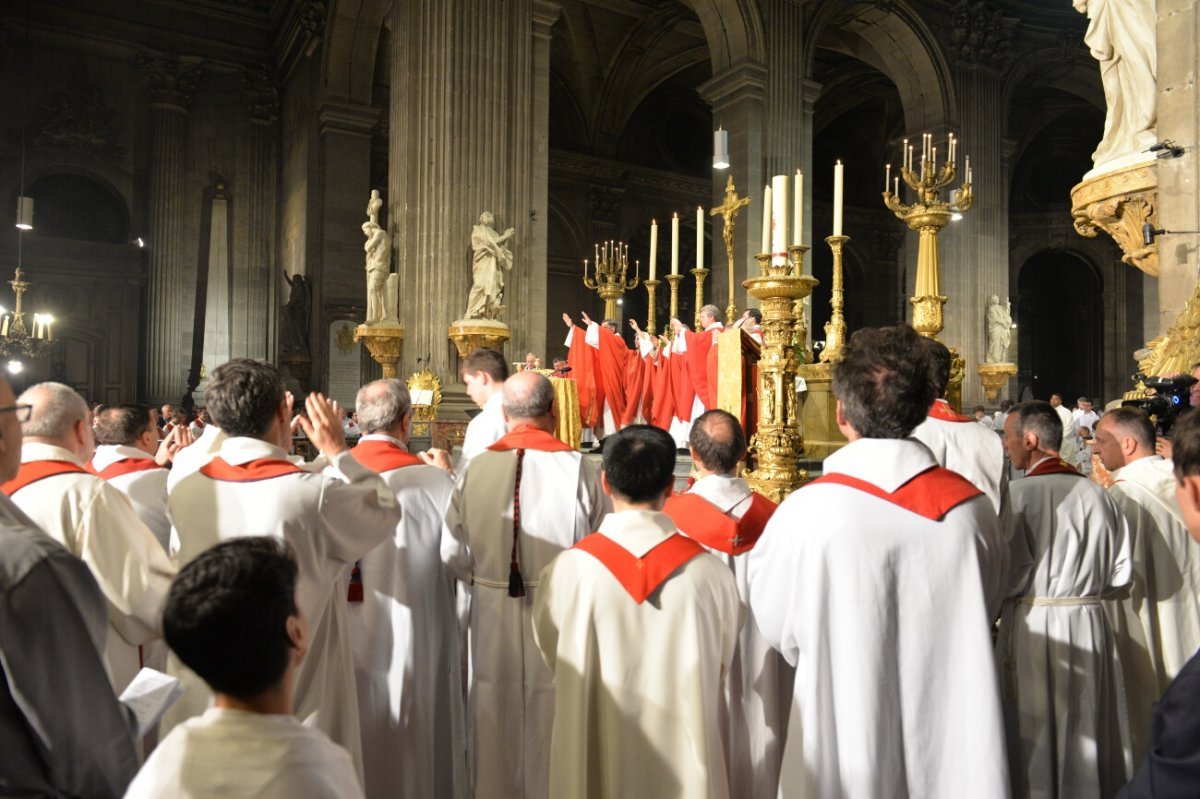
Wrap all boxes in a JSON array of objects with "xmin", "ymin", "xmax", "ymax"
[{"xmin": 20, "ymin": 173, "xmax": 129, "ymax": 243}]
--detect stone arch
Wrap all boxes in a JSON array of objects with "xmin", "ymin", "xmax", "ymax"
[
  {"xmin": 322, "ymin": 0, "xmax": 390, "ymax": 104},
  {"xmin": 677, "ymin": 0, "xmax": 766, "ymax": 68},
  {"xmin": 19, "ymin": 169, "xmax": 130, "ymax": 244},
  {"xmin": 805, "ymin": 0, "xmax": 955, "ymax": 131}
]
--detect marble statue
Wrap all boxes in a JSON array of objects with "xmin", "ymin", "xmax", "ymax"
[
  {"xmin": 464, "ymin": 211, "xmax": 515, "ymax": 320},
  {"xmin": 280, "ymin": 271, "xmax": 310, "ymax": 356},
  {"xmin": 1073, "ymin": 0, "xmax": 1157, "ymax": 171},
  {"xmin": 363, "ymin": 220, "xmax": 391, "ymax": 324},
  {"xmin": 985, "ymin": 295, "xmax": 1012, "ymax": 363},
  {"xmin": 366, "ymin": 189, "xmax": 382, "ymax": 224}
]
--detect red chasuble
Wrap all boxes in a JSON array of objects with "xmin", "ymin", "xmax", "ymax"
[
  {"xmin": 811, "ymin": 466, "xmax": 983, "ymax": 521},
  {"xmin": 670, "ymin": 351, "xmax": 696, "ymax": 423},
  {"xmin": 1025, "ymin": 457, "xmax": 1081, "ymax": 477},
  {"xmin": 683, "ymin": 327, "xmax": 719, "ymax": 412},
  {"xmin": 595, "ymin": 324, "xmax": 630, "ymax": 427},
  {"xmin": 199, "ymin": 457, "xmax": 304, "ymax": 482},
  {"xmin": 621, "ymin": 347, "xmax": 648, "ymax": 428},
  {"xmin": 349, "ymin": 439, "xmax": 425, "ymax": 472},
  {"xmin": 85, "ymin": 458, "xmax": 165, "ymax": 480},
  {"xmin": 663, "ymin": 491, "xmax": 778, "ymax": 555},
  {"xmin": 927, "ymin": 398, "xmax": 973, "ymax": 423},
  {"xmin": 573, "ymin": 532, "xmax": 706, "ymax": 603},
  {"xmin": 566, "ymin": 325, "xmax": 600, "ymax": 428},
  {"xmin": 2, "ymin": 460, "xmax": 88, "ymax": 495},
  {"xmin": 487, "ymin": 424, "xmax": 575, "ymax": 453},
  {"xmin": 650, "ymin": 353, "xmax": 675, "ymax": 430}
]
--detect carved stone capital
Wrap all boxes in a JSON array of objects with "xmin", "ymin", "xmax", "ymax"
[
  {"xmin": 136, "ymin": 51, "xmax": 203, "ymax": 113},
  {"xmin": 1070, "ymin": 161, "xmax": 1158, "ymax": 276},
  {"xmin": 948, "ymin": 0, "xmax": 1019, "ymax": 70},
  {"xmin": 242, "ymin": 65, "xmax": 279, "ymax": 125}
]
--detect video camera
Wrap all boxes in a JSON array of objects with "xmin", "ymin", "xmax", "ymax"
[{"xmin": 1122, "ymin": 373, "xmax": 1198, "ymax": 436}]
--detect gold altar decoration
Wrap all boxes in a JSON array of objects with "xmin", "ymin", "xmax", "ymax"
[
  {"xmin": 743, "ymin": 246, "xmax": 819, "ymax": 503},
  {"xmin": 549, "ymin": 375, "xmax": 583, "ymax": 449},
  {"xmin": 1125, "ymin": 278, "xmax": 1200, "ymax": 400},
  {"xmin": 447, "ymin": 319, "xmax": 510, "ymax": 359},
  {"xmin": 643, "ymin": 279, "xmax": 660, "ymax": 336},
  {"xmin": 1070, "ymin": 161, "xmax": 1158, "ymax": 276},
  {"xmin": 0, "ymin": 268, "xmax": 55, "ymax": 359},
  {"xmin": 354, "ymin": 322, "xmax": 405, "ymax": 378},
  {"xmin": 793, "ymin": 294, "xmax": 812, "ymax": 363},
  {"xmin": 583, "ymin": 240, "xmax": 639, "ymax": 320},
  {"xmin": 692, "ymin": 267, "xmax": 709, "ymax": 330},
  {"xmin": 711, "ymin": 175, "xmax": 751, "ymax": 325},
  {"xmin": 819, "ymin": 235, "xmax": 850, "ymax": 362},
  {"xmin": 794, "ymin": 360, "xmax": 847, "ymax": 460},
  {"xmin": 882, "ymin": 138, "xmax": 973, "ymax": 340},
  {"xmin": 405, "ymin": 366, "xmax": 442, "ymax": 437},
  {"xmin": 978, "ymin": 362, "xmax": 1018, "ymax": 402},
  {"xmin": 666, "ymin": 273, "xmax": 684, "ymax": 328}
]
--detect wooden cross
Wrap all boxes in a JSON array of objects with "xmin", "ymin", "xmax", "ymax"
[{"xmin": 710, "ymin": 175, "xmax": 751, "ymax": 324}]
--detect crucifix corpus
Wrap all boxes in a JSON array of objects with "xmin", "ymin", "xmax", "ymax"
[{"xmin": 710, "ymin": 175, "xmax": 751, "ymax": 325}]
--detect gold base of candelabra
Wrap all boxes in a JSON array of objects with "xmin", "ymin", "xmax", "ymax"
[
  {"xmin": 447, "ymin": 319, "xmax": 509, "ymax": 360},
  {"xmin": 819, "ymin": 235, "xmax": 850, "ymax": 363},
  {"xmin": 665, "ymin": 274, "xmax": 684, "ymax": 330},
  {"xmin": 910, "ymin": 294, "xmax": 949, "ymax": 339},
  {"xmin": 643, "ymin": 279, "xmax": 660, "ymax": 336},
  {"xmin": 355, "ymin": 322, "xmax": 406, "ymax": 378}
]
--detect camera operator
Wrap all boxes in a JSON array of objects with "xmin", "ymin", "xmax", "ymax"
[{"xmin": 1151, "ymin": 363, "xmax": 1200, "ymax": 458}]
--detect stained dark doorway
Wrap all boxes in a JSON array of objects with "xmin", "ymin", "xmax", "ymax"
[{"xmin": 1016, "ymin": 250, "xmax": 1102, "ymax": 404}]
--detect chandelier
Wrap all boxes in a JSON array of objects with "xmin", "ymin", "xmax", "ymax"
[{"xmin": 0, "ymin": 269, "xmax": 53, "ymax": 359}]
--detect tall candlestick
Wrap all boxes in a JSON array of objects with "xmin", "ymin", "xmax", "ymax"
[
  {"xmin": 832, "ymin": 160, "xmax": 844, "ymax": 237},
  {"xmin": 793, "ymin": 169, "xmax": 803, "ymax": 246},
  {"xmin": 771, "ymin": 174, "xmax": 788, "ymax": 265},
  {"xmin": 649, "ymin": 220, "xmax": 658, "ymax": 281},
  {"xmin": 696, "ymin": 206, "xmax": 704, "ymax": 269},
  {"xmin": 761, "ymin": 185, "xmax": 772, "ymax": 253},
  {"xmin": 670, "ymin": 212, "xmax": 679, "ymax": 275}
]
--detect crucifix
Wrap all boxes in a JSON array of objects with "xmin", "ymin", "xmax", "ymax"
[{"xmin": 710, "ymin": 175, "xmax": 752, "ymax": 325}]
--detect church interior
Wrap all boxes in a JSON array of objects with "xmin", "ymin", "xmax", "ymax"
[{"xmin": 0, "ymin": 0, "xmax": 1188, "ymax": 420}]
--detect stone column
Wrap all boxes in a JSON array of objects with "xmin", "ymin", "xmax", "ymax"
[
  {"xmin": 699, "ymin": 61, "xmax": 767, "ymax": 314},
  {"xmin": 241, "ymin": 65, "xmax": 279, "ymax": 361},
  {"xmin": 137, "ymin": 51, "xmax": 202, "ymax": 402},
  {"xmin": 389, "ymin": 0, "xmax": 556, "ymax": 383}
]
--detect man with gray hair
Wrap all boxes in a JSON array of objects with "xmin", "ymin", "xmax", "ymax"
[
  {"xmin": 2, "ymin": 382, "xmax": 175, "ymax": 693},
  {"xmin": 999, "ymin": 399, "xmax": 1132, "ymax": 796},
  {"xmin": 443, "ymin": 370, "xmax": 607, "ymax": 799},
  {"xmin": 348, "ymin": 378, "xmax": 466, "ymax": 798},
  {"xmin": 664, "ymin": 303, "xmax": 726, "ymax": 448}
]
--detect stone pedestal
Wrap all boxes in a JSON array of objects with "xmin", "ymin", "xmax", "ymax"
[
  {"xmin": 354, "ymin": 322, "xmax": 405, "ymax": 378},
  {"xmin": 978, "ymin": 362, "xmax": 1018, "ymax": 402},
  {"xmin": 1070, "ymin": 162, "xmax": 1159, "ymax": 276},
  {"xmin": 448, "ymin": 319, "xmax": 511, "ymax": 360},
  {"xmin": 795, "ymin": 362, "xmax": 847, "ymax": 461}
]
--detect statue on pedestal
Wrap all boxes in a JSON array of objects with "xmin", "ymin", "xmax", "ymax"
[
  {"xmin": 464, "ymin": 211, "xmax": 515, "ymax": 321},
  {"xmin": 280, "ymin": 270, "xmax": 310, "ymax": 356},
  {"xmin": 985, "ymin": 295, "xmax": 1013, "ymax": 363},
  {"xmin": 1073, "ymin": 0, "xmax": 1157, "ymax": 172},
  {"xmin": 363, "ymin": 220, "xmax": 391, "ymax": 324}
]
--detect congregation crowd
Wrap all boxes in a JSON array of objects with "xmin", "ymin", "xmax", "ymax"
[{"xmin": 5, "ymin": 324, "xmax": 1200, "ymax": 798}]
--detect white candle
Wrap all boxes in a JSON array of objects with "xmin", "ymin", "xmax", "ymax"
[
  {"xmin": 894, "ymin": 176, "xmax": 899, "ymax": 197},
  {"xmin": 583, "ymin": 259, "xmax": 588, "ymax": 280},
  {"xmin": 793, "ymin": 169, "xmax": 803, "ymax": 246},
  {"xmin": 885, "ymin": 163, "xmax": 891, "ymax": 193},
  {"xmin": 965, "ymin": 155, "xmax": 971, "ymax": 183},
  {"xmin": 649, "ymin": 220, "xmax": 658, "ymax": 280},
  {"xmin": 902, "ymin": 138, "xmax": 908, "ymax": 169},
  {"xmin": 832, "ymin": 160, "xmax": 844, "ymax": 237},
  {"xmin": 932, "ymin": 146, "xmax": 937, "ymax": 168},
  {"xmin": 696, "ymin": 206, "xmax": 704, "ymax": 269},
  {"xmin": 771, "ymin": 174, "xmax": 788, "ymax": 265},
  {"xmin": 907, "ymin": 145, "xmax": 914, "ymax": 171},
  {"xmin": 670, "ymin": 212, "xmax": 679, "ymax": 275},
  {"xmin": 761, "ymin": 185, "xmax": 772, "ymax": 254}
]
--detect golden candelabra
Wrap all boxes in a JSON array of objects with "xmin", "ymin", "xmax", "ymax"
[
  {"xmin": 819, "ymin": 235, "xmax": 849, "ymax": 362},
  {"xmin": 665, "ymin": 273, "xmax": 684, "ymax": 327},
  {"xmin": 691, "ymin": 267, "xmax": 709, "ymax": 329},
  {"xmin": 583, "ymin": 240, "xmax": 639, "ymax": 321},
  {"xmin": 711, "ymin": 175, "xmax": 751, "ymax": 326},
  {"xmin": 643, "ymin": 279, "xmax": 660, "ymax": 336},
  {"xmin": 882, "ymin": 137, "xmax": 973, "ymax": 339},
  {"xmin": 790, "ymin": 246, "xmax": 811, "ymax": 363},
  {"xmin": 743, "ymin": 245, "xmax": 818, "ymax": 503},
  {"xmin": 0, "ymin": 268, "xmax": 55, "ymax": 359}
]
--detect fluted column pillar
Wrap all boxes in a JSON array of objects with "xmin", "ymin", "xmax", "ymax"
[
  {"xmin": 241, "ymin": 65, "xmax": 279, "ymax": 361},
  {"xmin": 138, "ymin": 51, "xmax": 202, "ymax": 402},
  {"xmin": 390, "ymin": 0, "xmax": 556, "ymax": 382}
]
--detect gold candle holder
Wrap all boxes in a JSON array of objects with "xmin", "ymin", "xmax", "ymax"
[
  {"xmin": 789, "ymin": 245, "xmax": 812, "ymax": 361},
  {"xmin": 583, "ymin": 240, "xmax": 639, "ymax": 320},
  {"xmin": 666, "ymin": 273, "xmax": 684, "ymax": 327},
  {"xmin": 819, "ymin": 235, "xmax": 849, "ymax": 363},
  {"xmin": 643, "ymin": 279, "xmax": 660, "ymax": 336},
  {"xmin": 691, "ymin": 267, "xmax": 709, "ymax": 329}
]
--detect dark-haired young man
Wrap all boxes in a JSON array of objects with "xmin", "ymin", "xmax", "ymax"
[
  {"xmin": 125, "ymin": 537, "xmax": 363, "ymax": 798},
  {"xmin": 663, "ymin": 409, "xmax": 788, "ymax": 797},
  {"xmin": 748, "ymin": 325, "xmax": 1008, "ymax": 798},
  {"xmin": 1121, "ymin": 407, "xmax": 1200, "ymax": 797},
  {"xmin": 166, "ymin": 358, "xmax": 401, "ymax": 778},
  {"xmin": 459, "ymin": 347, "xmax": 509, "ymax": 465},
  {"xmin": 532, "ymin": 424, "xmax": 738, "ymax": 799},
  {"xmin": 998, "ymin": 399, "xmax": 1132, "ymax": 797},
  {"xmin": 90, "ymin": 403, "xmax": 171, "ymax": 549}
]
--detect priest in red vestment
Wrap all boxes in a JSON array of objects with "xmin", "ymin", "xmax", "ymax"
[{"xmin": 562, "ymin": 312, "xmax": 637, "ymax": 447}]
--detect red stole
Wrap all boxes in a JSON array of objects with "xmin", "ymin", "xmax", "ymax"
[
  {"xmin": 621, "ymin": 347, "xmax": 648, "ymax": 428},
  {"xmin": 595, "ymin": 324, "xmax": 629, "ymax": 426},
  {"xmin": 683, "ymin": 328, "xmax": 718, "ymax": 411},
  {"xmin": 1026, "ymin": 457, "xmax": 1081, "ymax": 477},
  {"xmin": 487, "ymin": 424, "xmax": 575, "ymax": 453},
  {"xmin": 2, "ymin": 460, "xmax": 88, "ymax": 495},
  {"xmin": 650, "ymin": 353, "xmax": 675, "ymax": 430},
  {"xmin": 86, "ymin": 457, "xmax": 165, "ymax": 480},
  {"xmin": 350, "ymin": 439, "xmax": 425, "ymax": 472},
  {"xmin": 927, "ymin": 398, "xmax": 973, "ymax": 423},
  {"xmin": 566, "ymin": 325, "xmax": 600, "ymax": 427},
  {"xmin": 663, "ymin": 491, "xmax": 778, "ymax": 555},
  {"xmin": 811, "ymin": 466, "xmax": 983, "ymax": 521},
  {"xmin": 574, "ymin": 532, "xmax": 706, "ymax": 603},
  {"xmin": 199, "ymin": 456, "xmax": 304, "ymax": 482},
  {"xmin": 670, "ymin": 350, "xmax": 695, "ymax": 423}
]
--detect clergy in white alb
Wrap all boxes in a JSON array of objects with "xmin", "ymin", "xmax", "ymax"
[
  {"xmin": 348, "ymin": 379, "xmax": 467, "ymax": 799},
  {"xmin": 533, "ymin": 424, "xmax": 739, "ymax": 799},
  {"xmin": 662, "ymin": 409, "xmax": 791, "ymax": 799},
  {"xmin": 166, "ymin": 419, "xmax": 225, "ymax": 492},
  {"xmin": 748, "ymin": 325, "xmax": 1009, "ymax": 799},
  {"xmin": 90, "ymin": 404, "xmax": 171, "ymax": 550},
  {"xmin": 3, "ymin": 381, "xmax": 175, "ymax": 693},
  {"xmin": 127, "ymin": 537, "xmax": 363, "ymax": 799},
  {"xmin": 165, "ymin": 359, "xmax": 401, "ymax": 779},
  {"xmin": 458, "ymin": 347, "xmax": 509, "ymax": 465},
  {"xmin": 1093, "ymin": 407, "xmax": 1200, "ymax": 766},
  {"xmin": 442, "ymin": 372, "xmax": 607, "ymax": 799},
  {"xmin": 999, "ymin": 400, "xmax": 1133, "ymax": 798}
]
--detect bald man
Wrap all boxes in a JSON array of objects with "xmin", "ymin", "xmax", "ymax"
[
  {"xmin": 1095, "ymin": 407, "xmax": 1200, "ymax": 765},
  {"xmin": 442, "ymin": 371, "xmax": 607, "ymax": 799}
]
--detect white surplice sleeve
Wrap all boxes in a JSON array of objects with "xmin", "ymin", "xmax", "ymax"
[{"xmin": 316, "ymin": 451, "xmax": 400, "ymax": 565}]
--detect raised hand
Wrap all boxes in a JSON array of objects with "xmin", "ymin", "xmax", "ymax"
[
  {"xmin": 297, "ymin": 392, "xmax": 348, "ymax": 458},
  {"xmin": 418, "ymin": 447, "xmax": 455, "ymax": 474},
  {"xmin": 581, "ymin": 311, "xmax": 593, "ymax": 326},
  {"xmin": 562, "ymin": 312, "xmax": 573, "ymax": 329}
]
